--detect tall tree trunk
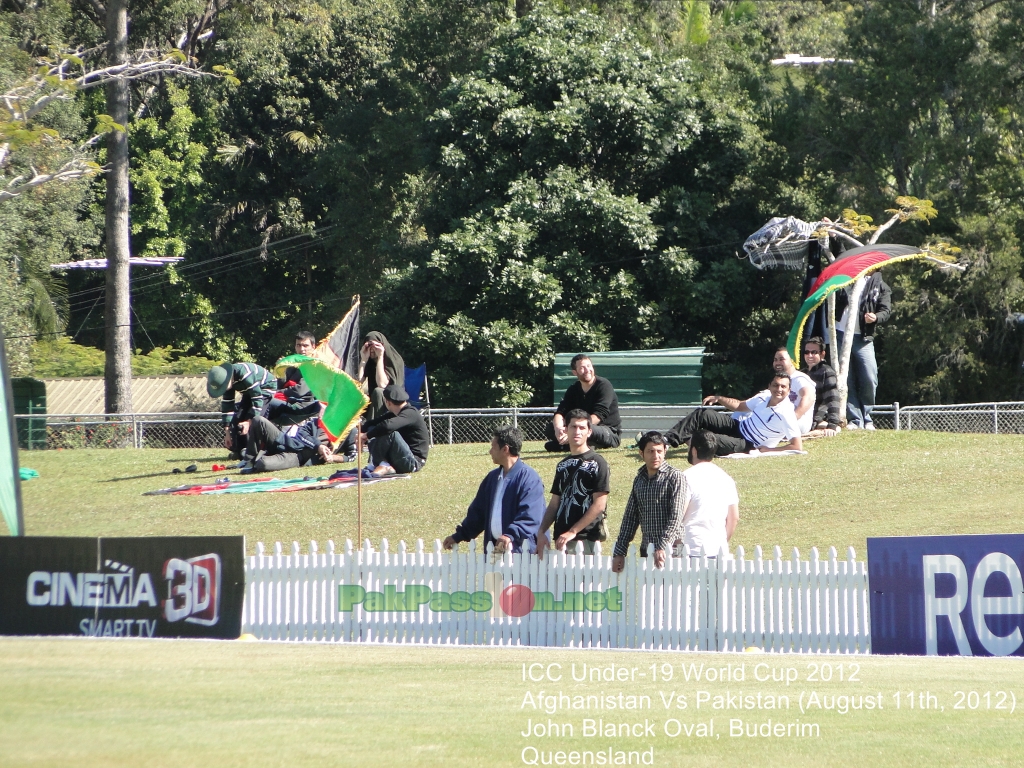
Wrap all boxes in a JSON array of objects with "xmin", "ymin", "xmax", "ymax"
[{"xmin": 103, "ymin": 0, "xmax": 133, "ymax": 414}]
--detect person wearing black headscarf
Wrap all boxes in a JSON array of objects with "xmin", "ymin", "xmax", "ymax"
[{"xmin": 358, "ymin": 331, "xmax": 405, "ymax": 421}]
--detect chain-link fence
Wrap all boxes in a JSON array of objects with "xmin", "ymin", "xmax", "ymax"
[
  {"xmin": 14, "ymin": 402, "xmax": 1024, "ymax": 450},
  {"xmin": 884, "ymin": 401, "xmax": 1024, "ymax": 434},
  {"xmin": 15, "ymin": 412, "xmax": 224, "ymax": 450}
]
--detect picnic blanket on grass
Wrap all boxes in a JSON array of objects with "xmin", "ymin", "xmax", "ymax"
[
  {"xmin": 145, "ymin": 473, "xmax": 409, "ymax": 496},
  {"xmin": 724, "ymin": 449, "xmax": 807, "ymax": 459}
]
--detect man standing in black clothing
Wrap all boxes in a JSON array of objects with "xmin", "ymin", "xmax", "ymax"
[
  {"xmin": 801, "ymin": 336, "xmax": 841, "ymax": 436},
  {"xmin": 545, "ymin": 354, "xmax": 621, "ymax": 451},
  {"xmin": 361, "ymin": 384, "xmax": 429, "ymax": 476},
  {"xmin": 537, "ymin": 410, "xmax": 611, "ymax": 556},
  {"xmin": 835, "ymin": 272, "xmax": 891, "ymax": 430}
]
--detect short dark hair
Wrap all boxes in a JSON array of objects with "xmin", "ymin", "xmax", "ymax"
[
  {"xmin": 638, "ymin": 430, "xmax": 667, "ymax": 451},
  {"xmin": 804, "ymin": 337, "xmax": 825, "ymax": 354},
  {"xmin": 569, "ymin": 354, "xmax": 591, "ymax": 372},
  {"xmin": 689, "ymin": 430, "xmax": 717, "ymax": 461},
  {"xmin": 565, "ymin": 408, "xmax": 591, "ymax": 427},
  {"xmin": 493, "ymin": 425, "xmax": 523, "ymax": 456},
  {"xmin": 295, "ymin": 330, "xmax": 316, "ymax": 345},
  {"xmin": 772, "ymin": 372, "xmax": 791, "ymax": 385}
]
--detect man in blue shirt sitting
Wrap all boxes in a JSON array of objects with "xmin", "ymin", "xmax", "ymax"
[{"xmin": 443, "ymin": 426, "xmax": 546, "ymax": 554}]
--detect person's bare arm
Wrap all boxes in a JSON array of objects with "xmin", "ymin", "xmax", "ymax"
[
  {"xmin": 555, "ymin": 493, "xmax": 608, "ymax": 550},
  {"xmin": 795, "ymin": 389, "xmax": 813, "ymax": 420},
  {"xmin": 758, "ymin": 435, "xmax": 803, "ymax": 452},
  {"xmin": 703, "ymin": 394, "xmax": 750, "ymax": 413},
  {"xmin": 725, "ymin": 504, "xmax": 739, "ymax": 541},
  {"xmin": 374, "ymin": 352, "xmax": 389, "ymax": 389},
  {"xmin": 551, "ymin": 413, "xmax": 567, "ymax": 444}
]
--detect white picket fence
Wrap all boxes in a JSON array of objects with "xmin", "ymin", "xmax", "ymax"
[{"xmin": 242, "ymin": 540, "xmax": 871, "ymax": 653}]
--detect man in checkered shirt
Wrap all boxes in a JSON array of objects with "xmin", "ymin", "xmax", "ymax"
[{"xmin": 611, "ymin": 431, "xmax": 686, "ymax": 572}]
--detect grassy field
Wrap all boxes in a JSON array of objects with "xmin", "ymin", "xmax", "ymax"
[
  {"xmin": 7, "ymin": 432, "xmax": 1024, "ymax": 767},
  {"xmin": 14, "ymin": 430, "xmax": 1024, "ymax": 555},
  {"xmin": 0, "ymin": 639, "xmax": 1022, "ymax": 767}
]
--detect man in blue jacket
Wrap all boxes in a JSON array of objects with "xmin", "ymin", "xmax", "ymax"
[{"xmin": 443, "ymin": 426, "xmax": 546, "ymax": 554}]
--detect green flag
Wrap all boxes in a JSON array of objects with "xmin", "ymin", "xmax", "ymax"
[
  {"xmin": 0, "ymin": 319, "xmax": 25, "ymax": 536},
  {"xmin": 274, "ymin": 354, "xmax": 368, "ymax": 443}
]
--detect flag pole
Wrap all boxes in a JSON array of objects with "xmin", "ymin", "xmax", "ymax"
[{"xmin": 356, "ymin": 428, "xmax": 363, "ymax": 545}]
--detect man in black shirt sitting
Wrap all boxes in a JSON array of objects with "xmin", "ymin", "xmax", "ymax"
[
  {"xmin": 545, "ymin": 354, "xmax": 622, "ymax": 451},
  {"xmin": 360, "ymin": 384, "xmax": 430, "ymax": 476}
]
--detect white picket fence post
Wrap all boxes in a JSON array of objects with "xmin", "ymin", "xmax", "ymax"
[{"xmin": 240, "ymin": 539, "xmax": 872, "ymax": 653}]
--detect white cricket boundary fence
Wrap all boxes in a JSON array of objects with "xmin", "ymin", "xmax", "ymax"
[{"xmin": 242, "ymin": 539, "xmax": 871, "ymax": 654}]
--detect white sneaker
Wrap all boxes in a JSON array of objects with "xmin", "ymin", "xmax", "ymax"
[
  {"xmin": 864, "ymin": 423, "xmax": 876, "ymax": 431},
  {"xmin": 846, "ymin": 422, "xmax": 860, "ymax": 430}
]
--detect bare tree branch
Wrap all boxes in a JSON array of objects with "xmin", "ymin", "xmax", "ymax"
[
  {"xmin": 867, "ymin": 212, "xmax": 903, "ymax": 245},
  {"xmin": 0, "ymin": 156, "xmax": 103, "ymax": 203},
  {"xmin": 2, "ymin": 50, "xmax": 213, "ymax": 126}
]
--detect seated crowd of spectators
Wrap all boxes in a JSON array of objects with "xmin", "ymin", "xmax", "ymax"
[{"xmin": 206, "ymin": 330, "xmax": 428, "ymax": 477}]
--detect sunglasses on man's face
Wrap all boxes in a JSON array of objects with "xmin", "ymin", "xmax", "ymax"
[{"xmin": 803, "ymin": 349, "xmax": 822, "ymax": 355}]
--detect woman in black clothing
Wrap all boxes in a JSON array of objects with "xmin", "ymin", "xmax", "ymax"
[{"xmin": 358, "ymin": 331, "xmax": 405, "ymax": 421}]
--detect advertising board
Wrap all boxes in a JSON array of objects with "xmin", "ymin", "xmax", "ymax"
[
  {"xmin": 0, "ymin": 536, "xmax": 245, "ymax": 639},
  {"xmin": 867, "ymin": 534, "xmax": 1024, "ymax": 656}
]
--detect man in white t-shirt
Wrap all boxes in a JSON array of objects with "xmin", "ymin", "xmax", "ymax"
[
  {"xmin": 664, "ymin": 373, "xmax": 803, "ymax": 456},
  {"xmin": 771, "ymin": 347, "xmax": 815, "ymax": 434},
  {"xmin": 676, "ymin": 430, "xmax": 739, "ymax": 558}
]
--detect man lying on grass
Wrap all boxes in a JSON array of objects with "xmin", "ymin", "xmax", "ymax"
[{"xmin": 663, "ymin": 372, "xmax": 803, "ymax": 456}]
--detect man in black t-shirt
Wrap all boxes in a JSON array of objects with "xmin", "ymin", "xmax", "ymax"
[
  {"xmin": 545, "ymin": 354, "xmax": 621, "ymax": 451},
  {"xmin": 538, "ymin": 410, "xmax": 611, "ymax": 556}
]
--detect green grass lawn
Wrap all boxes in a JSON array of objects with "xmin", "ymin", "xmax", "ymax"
[
  {"xmin": 0, "ymin": 639, "xmax": 1022, "ymax": 767},
  {"xmin": 14, "ymin": 430, "xmax": 1024, "ymax": 556},
  {"xmin": 7, "ymin": 432, "xmax": 1024, "ymax": 767}
]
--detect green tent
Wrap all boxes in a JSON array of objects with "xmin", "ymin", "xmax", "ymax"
[
  {"xmin": 0, "ymin": 320, "xmax": 25, "ymax": 536},
  {"xmin": 553, "ymin": 348, "xmax": 704, "ymax": 406}
]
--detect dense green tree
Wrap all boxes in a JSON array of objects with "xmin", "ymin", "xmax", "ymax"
[{"xmin": 378, "ymin": 9, "xmax": 779, "ymax": 405}]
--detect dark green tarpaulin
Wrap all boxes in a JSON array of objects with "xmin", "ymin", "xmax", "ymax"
[{"xmin": 553, "ymin": 348, "xmax": 704, "ymax": 406}]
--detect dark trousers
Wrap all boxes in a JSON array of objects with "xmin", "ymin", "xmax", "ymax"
[
  {"xmin": 544, "ymin": 420, "xmax": 621, "ymax": 449},
  {"xmin": 338, "ymin": 427, "xmax": 358, "ymax": 455},
  {"xmin": 245, "ymin": 416, "xmax": 316, "ymax": 470},
  {"xmin": 369, "ymin": 431, "xmax": 422, "ymax": 474},
  {"xmin": 664, "ymin": 408, "xmax": 754, "ymax": 456}
]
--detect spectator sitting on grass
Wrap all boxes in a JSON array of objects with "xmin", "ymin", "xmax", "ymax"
[
  {"xmin": 361, "ymin": 384, "xmax": 429, "ymax": 476},
  {"xmin": 545, "ymin": 354, "xmax": 621, "ymax": 452},
  {"xmin": 800, "ymin": 336, "xmax": 841, "ymax": 437},
  {"xmin": 266, "ymin": 330, "xmax": 322, "ymax": 427}
]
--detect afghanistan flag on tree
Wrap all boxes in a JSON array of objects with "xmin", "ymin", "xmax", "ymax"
[
  {"xmin": 786, "ymin": 244, "xmax": 930, "ymax": 361},
  {"xmin": 274, "ymin": 354, "xmax": 368, "ymax": 443}
]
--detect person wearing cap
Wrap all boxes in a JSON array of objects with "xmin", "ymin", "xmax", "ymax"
[
  {"xmin": 360, "ymin": 383, "xmax": 429, "ymax": 476},
  {"xmin": 207, "ymin": 362, "xmax": 278, "ymax": 455}
]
